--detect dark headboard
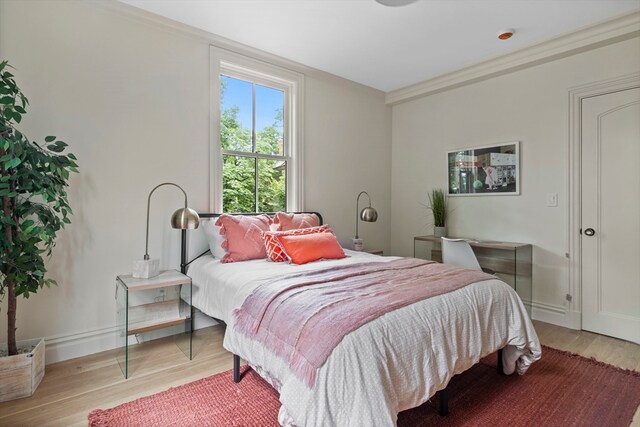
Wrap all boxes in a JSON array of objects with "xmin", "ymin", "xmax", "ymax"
[{"xmin": 180, "ymin": 211, "xmax": 323, "ymax": 273}]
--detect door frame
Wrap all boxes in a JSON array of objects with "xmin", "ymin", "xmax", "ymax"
[{"xmin": 567, "ymin": 72, "xmax": 640, "ymax": 330}]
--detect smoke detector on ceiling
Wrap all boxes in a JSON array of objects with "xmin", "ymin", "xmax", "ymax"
[{"xmin": 498, "ymin": 29, "xmax": 515, "ymax": 40}]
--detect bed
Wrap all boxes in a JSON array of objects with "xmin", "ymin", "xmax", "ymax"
[{"xmin": 182, "ymin": 212, "xmax": 541, "ymax": 426}]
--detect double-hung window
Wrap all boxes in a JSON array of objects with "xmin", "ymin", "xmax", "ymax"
[{"xmin": 211, "ymin": 47, "xmax": 303, "ymax": 213}]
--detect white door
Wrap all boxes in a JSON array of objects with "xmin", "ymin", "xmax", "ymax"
[{"xmin": 581, "ymin": 87, "xmax": 640, "ymax": 344}]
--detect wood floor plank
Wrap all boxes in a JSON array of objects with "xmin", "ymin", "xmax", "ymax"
[{"xmin": 0, "ymin": 322, "xmax": 638, "ymax": 426}]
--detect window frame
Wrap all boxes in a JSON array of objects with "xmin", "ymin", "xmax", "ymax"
[{"xmin": 210, "ymin": 47, "xmax": 304, "ymax": 213}]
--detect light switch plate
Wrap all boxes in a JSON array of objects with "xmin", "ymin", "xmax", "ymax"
[{"xmin": 546, "ymin": 192, "xmax": 558, "ymax": 207}]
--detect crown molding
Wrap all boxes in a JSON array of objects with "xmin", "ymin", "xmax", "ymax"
[
  {"xmin": 385, "ymin": 11, "xmax": 640, "ymax": 106},
  {"xmin": 91, "ymin": 0, "xmax": 385, "ymax": 98}
]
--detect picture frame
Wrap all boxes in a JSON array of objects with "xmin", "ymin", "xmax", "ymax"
[{"xmin": 447, "ymin": 141, "xmax": 520, "ymax": 196}]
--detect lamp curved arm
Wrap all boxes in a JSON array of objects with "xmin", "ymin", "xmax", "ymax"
[
  {"xmin": 144, "ymin": 182, "xmax": 189, "ymax": 260},
  {"xmin": 355, "ymin": 191, "xmax": 372, "ymax": 239}
]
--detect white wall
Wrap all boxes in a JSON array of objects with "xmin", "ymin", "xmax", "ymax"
[
  {"xmin": 390, "ymin": 37, "xmax": 640, "ymax": 326},
  {"xmin": 0, "ymin": 0, "xmax": 391, "ymax": 361},
  {"xmin": 305, "ymin": 77, "xmax": 391, "ymax": 250}
]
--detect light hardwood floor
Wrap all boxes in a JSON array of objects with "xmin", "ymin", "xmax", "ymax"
[{"xmin": 0, "ymin": 321, "xmax": 638, "ymax": 426}]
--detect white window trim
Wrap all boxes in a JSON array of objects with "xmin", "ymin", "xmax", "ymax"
[{"xmin": 210, "ymin": 46, "xmax": 304, "ymax": 213}]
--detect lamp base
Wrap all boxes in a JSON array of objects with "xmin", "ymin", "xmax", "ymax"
[
  {"xmin": 132, "ymin": 259, "xmax": 160, "ymax": 279},
  {"xmin": 352, "ymin": 238, "xmax": 364, "ymax": 251}
]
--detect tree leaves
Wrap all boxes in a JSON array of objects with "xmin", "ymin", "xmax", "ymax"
[
  {"xmin": 3, "ymin": 157, "xmax": 21, "ymax": 169},
  {"xmin": 47, "ymin": 140, "xmax": 67, "ymax": 153},
  {"xmin": 220, "ymin": 100, "xmax": 286, "ymax": 213}
]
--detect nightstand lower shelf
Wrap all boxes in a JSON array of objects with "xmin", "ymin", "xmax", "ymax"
[
  {"xmin": 127, "ymin": 316, "xmax": 189, "ymax": 336},
  {"xmin": 115, "ymin": 270, "xmax": 192, "ymax": 379}
]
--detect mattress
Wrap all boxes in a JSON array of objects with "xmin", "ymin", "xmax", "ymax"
[{"xmin": 187, "ymin": 249, "xmax": 393, "ymax": 322}]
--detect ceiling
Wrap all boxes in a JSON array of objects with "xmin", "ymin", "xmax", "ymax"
[{"xmin": 119, "ymin": 0, "xmax": 640, "ymax": 93}]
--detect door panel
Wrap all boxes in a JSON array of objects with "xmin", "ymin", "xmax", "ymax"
[{"xmin": 581, "ymin": 87, "xmax": 640, "ymax": 344}]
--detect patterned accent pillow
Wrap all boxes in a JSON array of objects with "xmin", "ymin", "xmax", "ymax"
[
  {"xmin": 273, "ymin": 232, "xmax": 346, "ymax": 265},
  {"xmin": 262, "ymin": 225, "xmax": 330, "ymax": 262},
  {"xmin": 215, "ymin": 214, "xmax": 272, "ymax": 263},
  {"xmin": 274, "ymin": 212, "xmax": 320, "ymax": 231}
]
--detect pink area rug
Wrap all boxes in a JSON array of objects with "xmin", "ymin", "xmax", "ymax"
[{"xmin": 89, "ymin": 346, "xmax": 640, "ymax": 426}]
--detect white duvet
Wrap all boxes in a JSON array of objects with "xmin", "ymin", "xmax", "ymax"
[{"xmin": 188, "ymin": 250, "xmax": 541, "ymax": 426}]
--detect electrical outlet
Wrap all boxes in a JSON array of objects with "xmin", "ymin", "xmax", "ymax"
[
  {"xmin": 546, "ymin": 192, "xmax": 558, "ymax": 207},
  {"xmin": 154, "ymin": 288, "xmax": 167, "ymax": 303}
]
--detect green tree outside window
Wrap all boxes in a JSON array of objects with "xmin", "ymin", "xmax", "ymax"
[{"xmin": 220, "ymin": 76, "xmax": 286, "ymax": 213}]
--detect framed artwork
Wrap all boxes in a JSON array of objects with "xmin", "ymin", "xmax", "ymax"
[{"xmin": 447, "ymin": 141, "xmax": 520, "ymax": 196}]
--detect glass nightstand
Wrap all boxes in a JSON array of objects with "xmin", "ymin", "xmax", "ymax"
[{"xmin": 115, "ymin": 270, "xmax": 192, "ymax": 378}]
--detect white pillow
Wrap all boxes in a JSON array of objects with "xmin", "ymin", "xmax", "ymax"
[{"xmin": 201, "ymin": 221, "xmax": 226, "ymax": 259}]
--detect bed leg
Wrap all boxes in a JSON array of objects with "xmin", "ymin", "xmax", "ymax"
[
  {"xmin": 233, "ymin": 354, "xmax": 241, "ymax": 383},
  {"xmin": 497, "ymin": 348, "xmax": 504, "ymax": 375},
  {"xmin": 438, "ymin": 387, "xmax": 449, "ymax": 416}
]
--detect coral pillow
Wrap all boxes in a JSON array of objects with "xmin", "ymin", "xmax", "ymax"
[
  {"xmin": 215, "ymin": 214, "xmax": 271, "ymax": 263},
  {"xmin": 262, "ymin": 225, "xmax": 330, "ymax": 262},
  {"xmin": 274, "ymin": 212, "xmax": 320, "ymax": 231},
  {"xmin": 274, "ymin": 232, "xmax": 346, "ymax": 265}
]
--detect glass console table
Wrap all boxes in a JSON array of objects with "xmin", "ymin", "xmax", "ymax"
[
  {"xmin": 414, "ymin": 236, "xmax": 532, "ymax": 317},
  {"xmin": 115, "ymin": 270, "xmax": 192, "ymax": 378}
]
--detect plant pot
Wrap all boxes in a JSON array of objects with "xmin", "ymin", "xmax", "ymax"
[
  {"xmin": 0, "ymin": 337, "xmax": 45, "ymax": 402},
  {"xmin": 434, "ymin": 226, "xmax": 447, "ymax": 237}
]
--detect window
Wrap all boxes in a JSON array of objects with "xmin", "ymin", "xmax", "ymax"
[{"xmin": 211, "ymin": 48, "xmax": 303, "ymax": 213}]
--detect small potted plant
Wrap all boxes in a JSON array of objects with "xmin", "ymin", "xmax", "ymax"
[
  {"xmin": 426, "ymin": 189, "xmax": 448, "ymax": 237},
  {"xmin": 0, "ymin": 61, "xmax": 78, "ymax": 402}
]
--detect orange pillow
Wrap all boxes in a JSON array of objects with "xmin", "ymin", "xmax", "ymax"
[
  {"xmin": 274, "ymin": 212, "xmax": 320, "ymax": 231},
  {"xmin": 273, "ymin": 232, "xmax": 346, "ymax": 265},
  {"xmin": 262, "ymin": 225, "xmax": 330, "ymax": 262},
  {"xmin": 215, "ymin": 214, "xmax": 271, "ymax": 263}
]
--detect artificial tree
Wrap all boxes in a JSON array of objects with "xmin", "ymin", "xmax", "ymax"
[{"xmin": 0, "ymin": 61, "xmax": 78, "ymax": 356}]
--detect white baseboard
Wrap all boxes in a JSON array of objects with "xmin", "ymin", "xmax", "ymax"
[
  {"xmin": 531, "ymin": 301, "xmax": 580, "ymax": 330},
  {"xmin": 44, "ymin": 309, "xmax": 220, "ymax": 364},
  {"xmin": 45, "ymin": 325, "xmax": 118, "ymax": 364},
  {"xmin": 562, "ymin": 310, "xmax": 582, "ymax": 330}
]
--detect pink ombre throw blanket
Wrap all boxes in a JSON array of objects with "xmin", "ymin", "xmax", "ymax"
[{"xmin": 233, "ymin": 258, "xmax": 494, "ymax": 388}]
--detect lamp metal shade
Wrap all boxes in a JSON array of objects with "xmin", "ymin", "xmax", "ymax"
[
  {"xmin": 375, "ymin": 0, "xmax": 418, "ymax": 6},
  {"xmin": 171, "ymin": 207, "xmax": 200, "ymax": 229},
  {"xmin": 360, "ymin": 206, "xmax": 378, "ymax": 222}
]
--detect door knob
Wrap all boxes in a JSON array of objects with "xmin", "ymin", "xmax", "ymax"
[{"xmin": 584, "ymin": 228, "xmax": 595, "ymax": 236}]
